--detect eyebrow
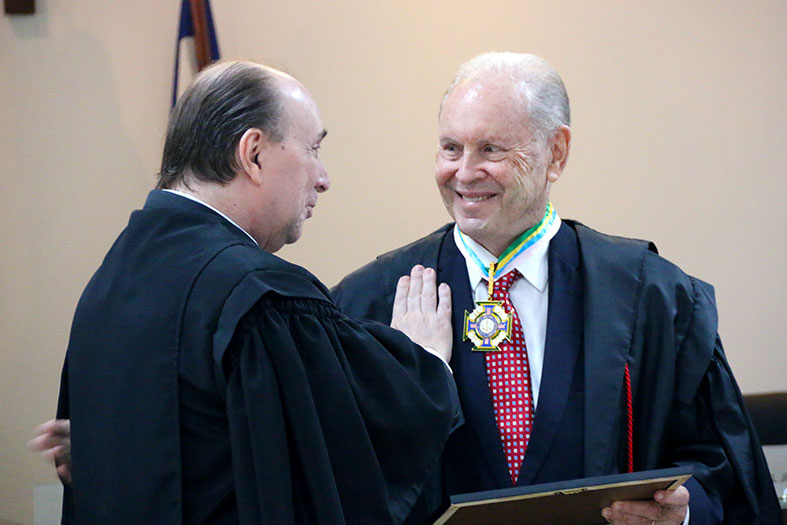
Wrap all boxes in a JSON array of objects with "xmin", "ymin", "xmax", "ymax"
[{"xmin": 317, "ymin": 129, "xmax": 328, "ymax": 142}]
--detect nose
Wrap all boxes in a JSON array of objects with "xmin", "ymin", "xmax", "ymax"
[
  {"xmin": 454, "ymin": 150, "xmax": 485, "ymax": 184},
  {"xmin": 315, "ymin": 161, "xmax": 330, "ymax": 193}
]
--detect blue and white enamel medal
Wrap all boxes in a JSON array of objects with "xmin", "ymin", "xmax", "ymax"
[{"xmin": 462, "ymin": 262, "xmax": 512, "ymax": 351}]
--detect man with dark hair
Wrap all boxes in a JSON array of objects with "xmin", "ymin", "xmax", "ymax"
[
  {"xmin": 333, "ymin": 53, "xmax": 780, "ymax": 524},
  {"xmin": 157, "ymin": 61, "xmax": 286, "ymax": 188},
  {"xmin": 46, "ymin": 60, "xmax": 458, "ymax": 524}
]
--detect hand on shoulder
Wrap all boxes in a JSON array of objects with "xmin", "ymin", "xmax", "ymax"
[{"xmin": 391, "ymin": 265, "xmax": 453, "ymax": 363}]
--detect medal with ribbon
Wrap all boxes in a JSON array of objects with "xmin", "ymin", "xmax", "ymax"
[
  {"xmin": 463, "ymin": 261, "xmax": 512, "ymax": 351},
  {"xmin": 461, "ymin": 202, "xmax": 557, "ymax": 351}
]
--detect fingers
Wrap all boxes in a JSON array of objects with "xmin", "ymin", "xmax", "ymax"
[
  {"xmin": 29, "ymin": 420, "xmax": 68, "ymax": 452},
  {"xmin": 602, "ymin": 487, "xmax": 689, "ymax": 524},
  {"xmin": 56, "ymin": 462, "xmax": 72, "ymax": 485},
  {"xmin": 37, "ymin": 418, "xmax": 70, "ymax": 438},
  {"xmin": 31, "ymin": 419, "xmax": 59, "ymax": 443},
  {"xmin": 34, "ymin": 418, "xmax": 58, "ymax": 434},
  {"xmin": 437, "ymin": 282, "xmax": 452, "ymax": 318},
  {"xmin": 421, "ymin": 267, "xmax": 437, "ymax": 312},
  {"xmin": 654, "ymin": 486, "xmax": 689, "ymax": 508},
  {"xmin": 392, "ymin": 274, "xmax": 410, "ymax": 325},
  {"xmin": 394, "ymin": 265, "xmax": 431, "ymax": 319},
  {"xmin": 57, "ymin": 419, "xmax": 70, "ymax": 435},
  {"xmin": 392, "ymin": 264, "xmax": 447, "ymax": 323},
  {"xmin": 30, "ymin": 438, "xmax": 70, "ymax": 460},
  {"xmin": 602, "ymin": 501, "xmax": 658, "ymax": 523},
  {"xmin": 29, "ymin": 419, "xmax": 73, "ymax": 485},
  {"xmin": 389, "ymin": 266, "xmax": 453, "ymax": 362},
  {"xmin": 407, "ymin": 265, "xmax": 424, "ymax": 313},
  {"xmin": 28, "ymin": 433, "xmax": 50, "ymax": 453}
]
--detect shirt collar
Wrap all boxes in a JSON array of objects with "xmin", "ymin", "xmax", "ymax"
[
  {"xmin": 162, "ymin": 189, "xmax": 259, "ymax": 246},
  {"xmin": 453, "ymin": 214, "xmax": 561, "ymax": 294}
]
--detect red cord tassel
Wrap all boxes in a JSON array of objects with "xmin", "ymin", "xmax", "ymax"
[{"xmin": 624, "ymin": 363, "xmax": 634, "ymax": 473}]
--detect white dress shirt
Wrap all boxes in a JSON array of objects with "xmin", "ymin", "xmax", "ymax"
[{"xmin": 453, "ymin": 215, "xmax": 562, "ymax": 409}]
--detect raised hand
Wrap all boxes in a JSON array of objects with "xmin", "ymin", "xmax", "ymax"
[{"xmin": 391, "ymin": 265, "xmax": 453, "ymax": 363}]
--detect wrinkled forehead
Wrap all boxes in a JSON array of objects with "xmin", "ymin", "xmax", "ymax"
[
  {"xmin": 439, "ymin": 78, "xmax": 533, "ymax": 141},
  {"xmin": 446, "ymin": 75, "xmax": 530, "ymax": 115}
]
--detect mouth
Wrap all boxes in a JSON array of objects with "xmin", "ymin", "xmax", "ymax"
[
  {"xmin": 455, "ymin": 191, "xmax": 496, "ymax": 203},
  {"xmin": 306, "ymin": 204, "xmax": 315, "ymax": 218}
]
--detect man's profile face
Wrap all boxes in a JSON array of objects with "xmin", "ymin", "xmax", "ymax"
[
  {"xmin": 435, "ymin": 77, "xmax": 553, "ymax": 256},
  {"xmin": 258, "ymin": 80, "xmax": 329, "ymax": 252}
]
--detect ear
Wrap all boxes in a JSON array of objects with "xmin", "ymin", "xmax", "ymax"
[
  {"xmin": 237, "ymin": 128, "xmax": 266, "ymax": 185},
  {"xmin": 546, "ymin": 125, "xmax": 571, "ymax": 183}
]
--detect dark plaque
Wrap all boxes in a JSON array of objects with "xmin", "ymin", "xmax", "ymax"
[{"xmin": 434, "ymin": 467, "xmax": 693, "ymax": 525}]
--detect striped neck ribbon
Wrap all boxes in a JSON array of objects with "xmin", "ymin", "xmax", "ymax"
[{"xmin": 458, "ymin": 201, "xmax": 556, "ymax": 294}]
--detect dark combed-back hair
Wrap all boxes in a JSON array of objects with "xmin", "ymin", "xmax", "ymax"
[{"xmin": 157, "ymin": 61, "xmax": 286, "ymax": 189}]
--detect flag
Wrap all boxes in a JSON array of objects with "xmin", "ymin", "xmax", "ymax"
[{"xmin": 172, "ymin": 0, "xmax": 220, "ymax": 107}]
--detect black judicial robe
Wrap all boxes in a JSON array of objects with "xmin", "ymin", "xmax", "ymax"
[
  {"xmin": 57, "ymin": 190, "xmax": 459, "ymax": 524},
  {"xmin": 332, "ymin": 221, "xmax": 781, "ymax": 524}
]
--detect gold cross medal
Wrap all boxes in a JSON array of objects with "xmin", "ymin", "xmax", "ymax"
[
  {"xmin": 462, "ymin": 262, "xmax": 512, "ymax": 351},
  {"xmin": 463, "ymin": 301, "xmax": 512, "ymax": 351}
]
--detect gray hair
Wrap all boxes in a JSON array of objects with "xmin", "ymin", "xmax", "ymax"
[{"xmin": 441, "ymin": 52, "xmax": 570, "ymax": 138}]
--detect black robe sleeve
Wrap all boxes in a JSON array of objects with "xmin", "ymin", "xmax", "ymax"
[
  {"xmin": 670, "ymin": 333, "xmax": 782, "ymax": 523},
  {"xmin": 630, "ymin": 259, "xmax": 782, "ymax": 524},
  {"xmin": 219, "ymin": 293, "xmax": 459, "ymax": 524}
]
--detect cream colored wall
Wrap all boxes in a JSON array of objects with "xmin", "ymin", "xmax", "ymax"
[{"xmin": 1, "ymin": 1, "xmax": 785, "ymax": 522}]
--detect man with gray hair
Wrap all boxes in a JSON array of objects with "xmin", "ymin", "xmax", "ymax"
[
  {"xmin": 333, "ymin": 52, "xmax": 780, "ymax": 523},
  {"xmin": 43, "ymin": 60, "xmax": 459, "ymax": 524}
]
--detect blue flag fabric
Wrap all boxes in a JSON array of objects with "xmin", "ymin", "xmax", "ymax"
[{"xmin": 172, "ymin": 0, "xmax": 220, "ymax": 107}]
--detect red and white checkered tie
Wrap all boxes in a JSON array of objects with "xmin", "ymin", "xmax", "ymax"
[{"xmin": 485, "ymin": 269, "xmax": 534, "ymax": 485}]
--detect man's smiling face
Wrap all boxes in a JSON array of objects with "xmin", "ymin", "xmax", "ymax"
[{"xmin": 435, "ymin": 77, "xmax": 553, "ymax": 256}]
